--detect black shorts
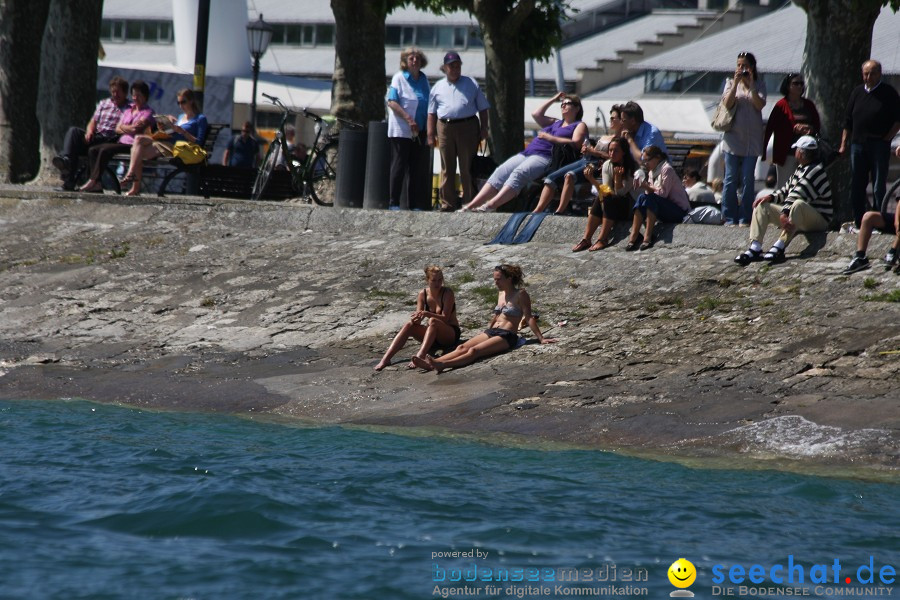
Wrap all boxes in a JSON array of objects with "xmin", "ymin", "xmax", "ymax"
[
  {"xmin": 879, "ymin": 212, "xmax": 897, "ymax": 234},
  {"xmin": 429, "ymin": 324, "xmax": 461, "ymax": 354},
  {"xmin": 589, "ymin": 194, "xmax": 632, "ymax": 221},
  {"xmin": 484, "ymin": 327, "xmax": 519, "ymax": 350}
]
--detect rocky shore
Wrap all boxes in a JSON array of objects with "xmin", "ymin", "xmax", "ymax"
[{"xmin": 1, "ymin": 186, "xmax": 898, "ymax": 477}]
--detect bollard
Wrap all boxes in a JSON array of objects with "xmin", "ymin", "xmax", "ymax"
[
  {"xmin": 407, "ymin": 139, "xmax": 433, "ymax": 210},
  {"xmin": 363, "ymin": 121, "xmax": 390, "ymax": 209},
  {"xmin": 335, "ymin": 127, "xmax": 368, "ymax": 208}
]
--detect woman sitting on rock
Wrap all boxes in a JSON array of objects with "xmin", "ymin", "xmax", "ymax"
[
  {"xmin": 374, "ymin": 265, "xmax": 461, "ymax": 371},
  {"xmin": 460, "ymin": 92, "xmax": 587, "ymax": 212},
  {"xmin": 626, "ymin": 145, "xmax": 690, "ymax": 251},
  {"xmin": 412, "ymin": 264, "xmax": 555, "ymax": 373},
  {"xmin": 571, "ymin": 136, "xmax": 638, "ymax": 251}
]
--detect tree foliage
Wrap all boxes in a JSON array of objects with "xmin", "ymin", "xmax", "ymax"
[{"xmin": 416, "ymin": 0, "xmax": 571, "ymax": 160}]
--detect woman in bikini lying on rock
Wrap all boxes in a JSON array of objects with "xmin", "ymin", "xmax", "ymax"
[
  {"xmin": 374, "ymin": 265, "xmax": 461, "ymax": 371},
  {"xmin": 412, "ymin": 264, "xmax": 555, "ymax": 373}
]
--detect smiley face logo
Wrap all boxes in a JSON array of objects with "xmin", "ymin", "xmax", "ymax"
[{"xmin": 668, "ymin": 558, "xmax": 697, "ymax": 588}]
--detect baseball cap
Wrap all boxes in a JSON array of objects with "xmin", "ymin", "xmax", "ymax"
[
  {"xmin": 443, "ymin": 51, "xmax": 462, "ymax": 65},
  {"xmin": 791, "ymin": 135, "xmax": 818, "ymax": 150}
]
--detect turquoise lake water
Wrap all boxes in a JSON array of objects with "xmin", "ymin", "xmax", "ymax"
[{"xmin": 1, "ymin": 398, "xmax": 897, "ymax": 600}]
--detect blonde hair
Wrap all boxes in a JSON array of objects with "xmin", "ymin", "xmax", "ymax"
[
  {"xmin": 400, "ymin": 47, "xmax": 428, "ymax": 70},
  {"xmin": 424, "ymin": 265, "xmax": 443, "ymax": 281}
]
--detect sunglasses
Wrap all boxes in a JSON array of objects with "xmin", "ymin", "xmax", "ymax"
[
  {"xmin": 560, "ymin": 101, "xmax": 576, "ymax": 107},
  {"xmin": 494, "ymin": 265, "xmax": 508, "ymax": 275}
]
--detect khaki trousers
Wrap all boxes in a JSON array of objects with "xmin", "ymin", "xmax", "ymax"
[
  {"xmin": 437, "ymin": 118, "xmax": 480, "ymax": 210},
  {"xmin": 749, "ymin": 199, "xmax": 828, "ymax": 247}
]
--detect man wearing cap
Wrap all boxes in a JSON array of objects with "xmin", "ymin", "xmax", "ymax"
[
  {"xmin": 427, "ymin": 51, "xmax": 490, "ymax": 211},
  {"xmin": 734, "ymin": 135, "xmax": 833, "ymax": 265},
  {"xmin": 838, "ymin": 60, "xmax": 900, "ymax": 227}
]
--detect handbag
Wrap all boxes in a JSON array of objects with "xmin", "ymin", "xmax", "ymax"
[
  {"xmin": 172, "ymin": 140, "xmax": 208, "ymax": 165},
  {"xmin": 710, "ymin": 101, "xmax": 735, "ymax": 132},
  {"xmin": 471, "ymin": 144, "xmax": 497, "ymax": 180}
]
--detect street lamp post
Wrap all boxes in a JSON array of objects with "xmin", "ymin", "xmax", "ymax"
[{"xmin": 246, "ymin": 14, "xmax": 273, "ymax": 131}]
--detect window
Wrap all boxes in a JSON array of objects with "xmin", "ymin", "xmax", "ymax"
[
  {"xmin": 125, "ymin": 21, "xmax": 142, "ymax": 41},
  {"xmin": 271, "ymin": 24, "xmax": 287, "ymax": 45},
  {"xmin": 303, "ymin": 24, "xmax": 315, "ymax": 45},
  {"xmin": 317, "ymin": 24, "xmax": 334, "ymax": 45},
  {"xmin": 416, "ymin": 25, "xmax": 435, "ymax": 47},
  {"xmin": 284, "ymin": 24, "xmax": 302, "ymax": 45},
  {"xmin": 454, "ymin": 27, "xmax": 467, "ymax": 47},
  {"xmin": 157, "ymin": 22, "xmax": 172, "ymax": 43}
]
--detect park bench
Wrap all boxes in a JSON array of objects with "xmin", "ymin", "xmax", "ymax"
[{"xmin": 105, "ymin": 123, "xmax": 228, "ymax": 196}]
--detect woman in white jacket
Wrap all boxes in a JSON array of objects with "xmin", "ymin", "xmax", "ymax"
[{"xmin": 386, "ymin": 47, "xmax": 431, "ymax": 210}]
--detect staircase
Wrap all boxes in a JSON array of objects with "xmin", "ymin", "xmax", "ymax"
[{"xmin": 575, "ymin": 8, "xmax": 747, "ymax": 95}]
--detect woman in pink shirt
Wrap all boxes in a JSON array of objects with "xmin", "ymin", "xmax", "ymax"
[
  {"xmin": 78, "ymin": 81, "xmax": 153, "ymax": 193},
  {"xmin": 626, "ymin": 145, "xmax": 690, "ymax": 250}
]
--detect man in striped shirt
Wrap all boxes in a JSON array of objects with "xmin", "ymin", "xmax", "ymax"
[{"xmin": 734, "ymin": 135, "xmax": 832, "ymax": 265}]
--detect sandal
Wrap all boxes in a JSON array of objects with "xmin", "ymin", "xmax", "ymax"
[
  {"xmin": 625, "ymin": 239, "xmax": 640, "ymax": 252},
  {"xmin": 124, "ymin": 181, "xmax": 141, "ymax": 197},
  {"xmin": 118, "ymin": 173, "xmax": 134, "ymax": 187},
  {"xmin": 639, "ymin": 238, "xmax": 655, "ymax": 251},
  {"xmin": 589, "ymin": 238, "xmax": 609, "ymax": 252},
  {"xmin": 762, "ymin": 246, "xmax": 786, "ymax": 264},
  {"xmin": 571, "ymin": 238, "xmax": 591, "ymax": 252},
  {"xmin": 78, "ymin": 181, "xmax": 102, "ymax": 193},
  {"xmin": 733, "ymin": 249, "xmax": 762, "ymax": 266}
]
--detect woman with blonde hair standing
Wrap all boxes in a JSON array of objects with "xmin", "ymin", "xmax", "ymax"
[{"xmin": 386, "ymin": 47, "xmax": 430, "ymax": 210}]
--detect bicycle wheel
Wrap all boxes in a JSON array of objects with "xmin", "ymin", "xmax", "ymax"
[
  {"xmin": 251, "ymin": 141, "xmax": 280, "ymax": 201},
  {"xmin": 309, "ymin": 141, "xmax": 339, "ymax": 206}
]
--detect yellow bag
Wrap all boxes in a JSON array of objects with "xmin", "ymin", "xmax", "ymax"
[{"xmin": 172, "ymin": 140, "xmax": 208, "ymax": 165}]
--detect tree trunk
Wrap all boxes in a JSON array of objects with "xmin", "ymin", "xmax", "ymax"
[
  {"xmin": 469, "ymin": 0, "xmax": 539, "ymax": 162},
  {"xmin": 34, "ymin": 0, "xmax": 104, "ymax": 185},
  {"xmin": 795, "ymin": 0, "xmax": 882, "ymax": 225},
  {"xmin": 0, "ymin": 0, "xmax": 51, "ymax": 183},
  {"xmin": 478, "ymin": 16, "xmax": 527, "ymax": 161},
  {"xmin": 330, "ymin": 0, "xmax": 390, "ymax": 129}
]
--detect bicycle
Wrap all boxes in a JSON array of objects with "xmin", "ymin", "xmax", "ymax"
[{"xmin": 252, "ymin": 93, "xmax": 361, "ymax": 205}]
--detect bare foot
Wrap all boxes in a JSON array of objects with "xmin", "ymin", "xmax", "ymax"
[
  {"xmin": 374, "ymin": 360, "xmax": 389, "ymax": 372},
  {"xmin": 406, "ymin": 360, "xmax": 418, "ymax": 370},
  {"xmin": 411, "ymin": 355, "xmax": 440, "ymax": 372}
]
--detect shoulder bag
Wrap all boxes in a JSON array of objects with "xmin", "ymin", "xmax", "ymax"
[{"xmin": 710, "ymin": 101, "xmax": 735, "ymax": 132}]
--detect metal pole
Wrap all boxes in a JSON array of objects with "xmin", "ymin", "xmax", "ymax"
[
  {"xmin": 193, "ymin": 0, "xmax": 210, "ymax": 110},
  {"xmin": 250, "ymin": 56, "xmax": 260, "ymax": 130}
]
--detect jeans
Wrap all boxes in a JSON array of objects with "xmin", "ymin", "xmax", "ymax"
[
  {"xmin": 850, "ymin": 139, "xmax": 891, "ymax": 227},
  {"xmin": 543, "ymin": 157, "xmax": 589, "ymax": 190},
  {"xmin": 723, "ymin": 151, "xmax": 758, "ymax": 225}
]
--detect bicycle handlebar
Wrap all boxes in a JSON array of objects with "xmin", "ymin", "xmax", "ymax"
[{"xmin": 261, "ymin": 93, "xmax": 362, "ymax": 129}]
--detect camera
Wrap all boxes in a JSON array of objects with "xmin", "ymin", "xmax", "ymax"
[{"xmin": 741, "ymin": 70, "xmax": 750, "ymax": 77}]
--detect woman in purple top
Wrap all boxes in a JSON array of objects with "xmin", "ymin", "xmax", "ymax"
[
  {"xmin": 78, "ymin": 81, "xmax": 153, "ymax": 193},
  {"xmin": 461, "ymin": 92, "xmax": 588, "ymax": 212}
]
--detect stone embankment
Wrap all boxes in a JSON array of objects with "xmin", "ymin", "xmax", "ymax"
[{"xmin": 0, "ymin": 186, "xmax": 898, "ymax": 476}]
